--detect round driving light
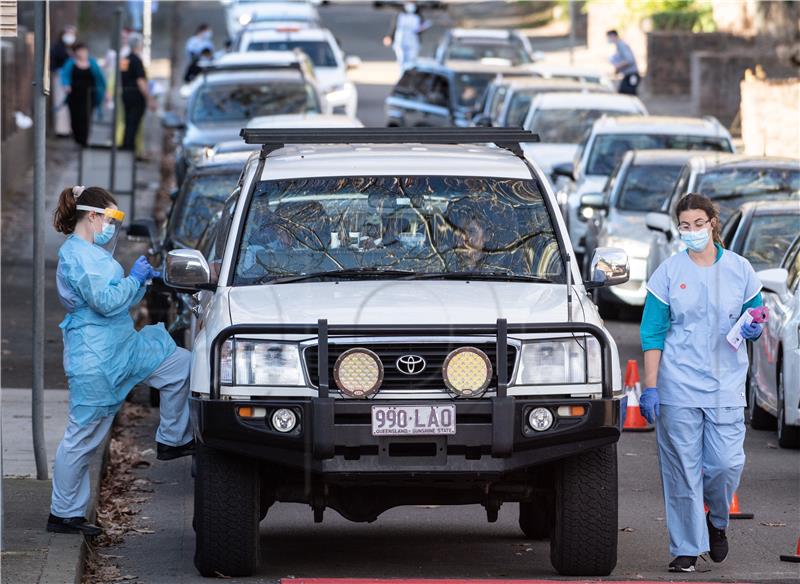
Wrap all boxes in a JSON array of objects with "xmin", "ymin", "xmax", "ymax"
[
  {"xmin": 271, "ymin": 408, "xmax": 297, "ymax": 433},
  {"xmin": 528, "ymin": 407, "xmax": 554, "ymax": 432},
  {"xmin": 442, "ymin": 347, "xmax": 492, "ymax": 397},
  {"xmin": 333, "ymin": 348, "xmax": 383, "ymax": 398}
]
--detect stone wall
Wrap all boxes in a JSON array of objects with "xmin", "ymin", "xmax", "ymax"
[
  {"xmin": 691, "ymin": 51, "xmax": 797, "ymax": 128},
  {"xmin": 646, "ymin": 31, "xmax": 754, "ymax": 95},
  {"xmin": 740, "ymin": 73, "xmax": 800, "ymax": 158}
]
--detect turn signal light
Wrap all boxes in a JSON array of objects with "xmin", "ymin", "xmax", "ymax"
[
  {"xmin": 238, "ymin": 406, "xmax": 267, "ymax": 419},
  {"xmin": 556, "ymin": 405, "xmax": 586, "ymax": 417}
]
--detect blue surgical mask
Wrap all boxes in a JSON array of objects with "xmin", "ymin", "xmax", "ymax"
[
  {"xmin": 94, "ymin": 223, "xmax": 115, "ymax": 246},
  {"xmin": 680, "ymin": 227, "xmax": 710, "ymax": 252}
]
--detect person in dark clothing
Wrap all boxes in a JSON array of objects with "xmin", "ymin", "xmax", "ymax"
[
  {"xmin": 183, "ymin": 47, "xmax": 213, "ymax": 84},
  {"xmin": 51, "ymin": 26, "xmax": 76, "ymax": 137},
  {"xmin": 121, "ymin": 33, "xmax": 153, "ymax": 151},
  {"xmin": 61, "ymin": 43, "xmax": 106, "ymax": 146}
]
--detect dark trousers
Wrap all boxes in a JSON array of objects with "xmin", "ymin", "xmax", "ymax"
[
  {"xmin": 122, "ymin": 96, "xmax": 146, "ymax": 151},
  {"xmin": 67, "ymin": 93, "xmax": 92, "ymax": 146},
  {"xmin": 619, "ymin": 73, "xmax": 640, "ymax": 95}
]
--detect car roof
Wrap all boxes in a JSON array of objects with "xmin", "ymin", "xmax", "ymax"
[
  {"xmin": 529, "ymin": 64, "xmax": 608, "ymax": 79},
  {"xmin": 531, "ymin": 92, "xmax": 643, "ymax": 111},
  {"xmin": 258, "ymin": 143, "xmax": 532, "ymax": 180},
  {"xmin": 449, "ymin": 28, "xmax": 516, "ymax": 41},
  {"xmin": 195, "ymin": 150, "xmax": 253, "ymax": 170},
  {"xmin": 688, "ymin": 153, "xmax": 800, "ymax": 172},
  {"xmin": 505, "ymin": 77, "xmax": 604, "ymax": 90},
  {"xmin": 246, "ymin": 113, "xmax": 363, "ymax": 128},
  {"xmin": 198, "ymin": 68, "xmax": 305, "ymax": 85},
  {"xmin": 737, "ymin": 199, "xmax": 800, "ymax": 216},
  {"xmin": 629, "ymin": 149, "xmax": 704, "ymax": 165},
  {"xmin": 213, "ymin": 50, "xmax": 303, "ymax": 68},
  {"xmin": 414, "ymin": 58, "xmax": 534, "ymax": 76},
  {"xmin": 242, "ymin": 26, "xmax": 329, "ymax": 42},
  {"xmin": 591, "ymin": 115, "xmax": 728, "ymax": 136},
  {"xmin": 238, "ymin": 2, "xmax": 317, "ymax": 18}
]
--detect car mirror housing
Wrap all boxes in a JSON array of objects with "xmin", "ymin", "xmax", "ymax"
[
  {"xmin": 165, "ymin": 249, "xmax": 213, "ymax": 291},
  {"xmin": 552, "ymin": 162, "xmax": 574, "ymax": 181},
  {"xmin": 585, "ymin": 247, "xmax": 629, "ymax": 289},
  {"xmin": 580, "ymin": 193, "xmax": 606, "ymax": 210},
  {"xmin": 345, "ymin": 55, "xmax": 362, "ymax": 69},
  {"xmin": 645, "ymin": 212, "xmax": 673, "ymax": 240},
  {"xmin": 757, "ymin": 268, "xmax": 789, "ymax": 298}
]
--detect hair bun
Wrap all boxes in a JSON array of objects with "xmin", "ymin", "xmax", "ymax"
[{"xmin": 72, "ymin": 185, "xmax": 86, "ymax": 198}]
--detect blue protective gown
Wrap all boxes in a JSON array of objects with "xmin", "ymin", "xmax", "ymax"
[
  {"xmin": 57, "ymin": 235, "xmax": 175, "ymax": 423},
  {"xmin": 641, "ymin": 244, "xmax": 762, "ymax": 558}
]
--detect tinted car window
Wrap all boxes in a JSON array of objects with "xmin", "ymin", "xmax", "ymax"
[
  {"xmin": 586, "ymin": 134, "xmax": 731, "ymax": 176},
  {"xmin": 172, "ymin": 170, "xmax": 241, "ymax": 248},
  {"xmin": 392, "ymin": 70, "xmax": 420, "ymax": 99},
  {"xmin": 505, "ymin": 91, "xmax": 533, "ymax": 127},
  {"xmin": 741, "ymin": 214, "xmax": 800, "ymax": 272},
  {"xmin": 446, "ymin": 41, "xmax": 530, "ymax": 65},
  {"xmin": 787, "ymin": 237, "xmax": 800, "ymax": 291},
  {"xmin": 530, "ymin": 109, "xmax": 637, "ymax": 144},
  {"xmin": 234, "ymin": 175, "xmax": 565, "ymax": 285},
  {"xmin": 190, "ymin": 82, "xmax": 320, "ymax": 123},
  {"xmin": 617, "ymin": 164, "xmax": 683, "ymax": 212},
  {"xmin": 246, "ymin": 40, "xmax": 337, "ymax": 68}
]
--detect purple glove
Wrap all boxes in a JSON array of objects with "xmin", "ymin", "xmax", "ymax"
[{"xmin": 741, "ymin": 321, "xmax": 763, "ymax": 340}]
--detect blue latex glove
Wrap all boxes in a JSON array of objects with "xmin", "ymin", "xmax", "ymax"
[
  {"xmin": 147, "ymin": 264, "xmax": 161, "ymax": 280},
  {"xmin": 741, "ymin": 321, "xmax": 763, "ymax": 340},
  {"xmin": 130, "ymin": 255, "xmax": 154, "ymax": 284},
  {"xmin": 639, "ymin": 387, "xmax": 660, "ymax": 424}
]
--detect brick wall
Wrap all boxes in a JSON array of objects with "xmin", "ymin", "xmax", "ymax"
[{"xmin": 740, "ymin": 73, "xmax": 800, "ymax": 158}]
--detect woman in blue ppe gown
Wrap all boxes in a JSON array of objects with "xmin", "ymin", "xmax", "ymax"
[
  {"xmin": 47, "ymin": 185, "xmax": 195, "ymax": 537},
  {"xmin": 640, "ymin": 193, "xmax": 764, "ymax": 572}
]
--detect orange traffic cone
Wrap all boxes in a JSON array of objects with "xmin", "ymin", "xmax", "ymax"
[
  {"xmin": 622, "ymin": 360, "xmax": 653, "ymax": 432},
  {"xmin": 704, "ymin": 491, "xmax": 754, "ymax": 520},
  {"xmin": 779, "ymin": 536, "xmax": 800, "ymax": 562}
]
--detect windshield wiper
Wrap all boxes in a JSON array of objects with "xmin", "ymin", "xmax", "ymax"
[
  {"xmin": 409, "ymin": 271, "xmax": 556, "ymax": 283},
  {"xmin": 266, "ymin": 268, "xmax": 417, "ymax": 284}
]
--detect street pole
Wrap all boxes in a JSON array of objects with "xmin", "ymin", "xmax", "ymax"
[
  {"xmin": 110, "ymin": 8, "xmax": 122, "ymax": 193},
  {"xmin": 143, "ymin": 0, "xmax": 152, "ymax": 68},
  {"xmin": 32, "ymin": 0, "xmax": 49, "ymax": 481},
  {"xmin": 568, "ymin": 0, "xmax": 576, "ymax": 66}
]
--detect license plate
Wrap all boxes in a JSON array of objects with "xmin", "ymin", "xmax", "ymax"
[{"xmin": 371, "ymin": 405, "xmax": 456, "ymax": 436}]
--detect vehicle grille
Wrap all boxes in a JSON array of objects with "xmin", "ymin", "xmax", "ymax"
[{"xmin": 304, "ymin": 342, "xmax": 517, "ymax": 393}]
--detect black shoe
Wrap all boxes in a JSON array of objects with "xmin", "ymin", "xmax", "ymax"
[
  {"xmin": 707, "ymin": 513, "xmax": 729, "ymax": 563},
  {"xmin": 46, "ymin": 514, "xmax": 102, "ymax": 537},
  {"xmin": 669, "ymin": 556, "xmax": 697, "ymax": 572},
  {"xmin": 157, "ymin": 439, "xmax": 195, "ymax": 461}
]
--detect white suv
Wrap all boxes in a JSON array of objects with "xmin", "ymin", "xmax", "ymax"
[{"xmin": 165, "ymin": 128, "xmax": 627, "ymax": 579}]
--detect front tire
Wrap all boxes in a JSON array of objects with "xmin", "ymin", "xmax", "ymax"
[
  {"xmin": 550, "ymin": 445, "xmax": 618, "ymax": 576},
  {"xmin": 194, "ymin": 444, "xmax": 260, "ymax": 577},
  {"xmin": 777, "ymin": 364, "xmax": 800, "ymax": 449}
]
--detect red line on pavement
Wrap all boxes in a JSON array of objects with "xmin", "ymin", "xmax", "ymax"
[{"xmin": 280, "ymin": 580, "xmax": 739, "ymax": 584}]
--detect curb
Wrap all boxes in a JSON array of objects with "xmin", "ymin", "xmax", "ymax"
[{"xmin": 39, "ymin": 420, "xmax": 114, "ymax": 584}]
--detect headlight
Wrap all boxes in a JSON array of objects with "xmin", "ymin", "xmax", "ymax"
[
  {"xmin": 334, "ymin": 348, "xmax": 383, "ymax": 398},
  {"xmin": 220, "ymin": 339, "xmax": 305, "ymax": 386},
  {"xmin": 516, "ymin": 337, "xmax": 601, "ymax": 385},
  {"xmin": 442, "ymin": 347, "xmax": 492, "ymax": 397}
]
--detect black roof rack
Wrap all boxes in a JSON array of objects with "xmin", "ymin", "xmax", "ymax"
[{"xmin": 239, "ymin": 127, "xmax": 539, "ymax": 157}]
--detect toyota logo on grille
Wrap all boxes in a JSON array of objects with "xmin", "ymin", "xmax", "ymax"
[{"xmin": 396, "ymin": 355, "xmax": 426, "ymax": 375}]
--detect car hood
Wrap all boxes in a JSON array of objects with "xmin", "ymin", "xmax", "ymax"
[
  {"xmin": 184, "ymin": 123, "xmax": 245, "ymax": 148},
  {"xmin": 601, "ymin": 210, "xmax": 652, "ymax": 259},
  {"xmin": 227, "ymin": 280, "xmax": 588, "ymax": 327},
  {"xmin": 522, "ymin": 143, "xmax": 577, "ymax": 173}
]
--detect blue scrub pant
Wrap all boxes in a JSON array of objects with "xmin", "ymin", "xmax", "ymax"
[
  {"xmin": 51, "ymin": 348, "xmax": 193, "ymax": 518},
  {"xmin": 656, "ymin": 405, "xmax": 746, "ymax": 557}
]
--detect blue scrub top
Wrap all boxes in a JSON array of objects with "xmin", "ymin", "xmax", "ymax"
[{"xmin": 642, "ymin": 245, "xmax": 761, "ymax": 408}]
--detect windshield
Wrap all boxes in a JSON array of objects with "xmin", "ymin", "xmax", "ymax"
[
  {"xmin": 453, "ymin": 72, "xmax": 494, "ymax": 110},
  {"xmin": 190, "ymin": 82, "xmax": 320, "ymax": 123},
  {"xmin": 695, "ymin": 167, "xmax": 800, "ymax": 222},
  {"xmin": 233, "ymin": 176, "xmax": 565, "ymax": 285},
  {"xmin": 617, "ymin": 164, "xmax": 683, "ymax": 212},
  {"xmin": 530, "ymin": 109, "xmax": 634, "ymax": 144},
  {"xmin": 742, "ymin": 214, "xmax": 799, "ymax": 272},
  {"xmin": 172, "ymin": 170, "xmax": 240, "ymax": 248},
  {"xmin": 586, "ymin": 134, "xmax": 731, "ymax": 176},
  {"xmin": 446, "ymin": 41, "xmax": 530, "ymax": 65},
  {"xmin": 247, "ymin": 40, "xmax": 337, "ymax": 68}
]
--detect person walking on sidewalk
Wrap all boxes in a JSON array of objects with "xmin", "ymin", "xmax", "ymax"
[
  {"xmin": 383, "ymin": 2, "xmax": 430, "ymax": 71},
  {"xmin": 639, "ymin": 193, "xmax": 765, "ymax": 573},
  {"xmin": 47, "ymin": 186, "xmax": 194, "ymax": 537},
  {"xmin": 50, "ymin": 25, "xmax": 77, "ymax": 138},
  {"xmin": 606, "ymin": 29, "xmax": 639, "ymax": 95},
  {"xmin": 121, "ymin": 33, "xmax": 155, "ymax": 153},
  {"xmin": 61, "ymin": 43, "xmax": 106, "ymax": 147}
]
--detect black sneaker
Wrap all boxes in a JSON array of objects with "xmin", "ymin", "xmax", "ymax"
[
  {"xmin": 669, "ymin": 556, "xmax": 697, "ymax": 572},
  {"xmin": 156, "ymin": 439, "xmax": 195, "ymax": 461},
  {"xmin": 46, "ymin": 514, "xmax": 102, "ymax": 537},
  {"xmin": 707, "ymin": 513, "xmax": 729, "ymax": 563}
]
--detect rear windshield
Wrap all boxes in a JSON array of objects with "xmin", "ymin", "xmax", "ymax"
[
  {"xmin": 446, "ymin": 41, "xmax": 530, "ymax": 65},
  {"xmin": 247, "ymin": 40, "xmax": 337, "ymax": 68},
  {"xmin": 171, "ymin": 170, "xmax": 241, "ymax": 248},
  {"xmin": 233, "ymin": 176, "xmax": 565, "ymax": 285},
  {"xmin": 530, "ymin": 109, "xmax": 638, "ymax": 144},
  {"xmin": 586, "ymin": 133, "xmax": 732, "ymax": 176},
  {"xmin": 190, "ymin": 82, "xmax": 320, "ymax": 123},
  {"xmin": 742, "ymin": 214, "xmax": 800, "ymax": 272},
  {"xmin": 617, "ymin": 164, "xmax": 683, "ymax": 212}
]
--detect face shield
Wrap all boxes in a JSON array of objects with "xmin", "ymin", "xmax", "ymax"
[{"xmin": 77, "ymin": 205, "xmax": 126, "ymax": 254}]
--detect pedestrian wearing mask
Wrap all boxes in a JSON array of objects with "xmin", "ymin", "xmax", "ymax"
[
  {"xmin": 48, "ymin": 186, "xmax": 194, "ymax": 536},
  {"xmin": 640, "ymin": 193, "xmax": 765, "ymax": 573},
  {"xmin": 185, "ymin": 23, "xmax": 214, "ymax": 65},
  {"xmin": 61, "ymin": 43, "xmax": 106, "ymax": 147},
  {"xmin": 383, "ymin": 2, "xmax": 430, "ymax": 71},
  {"xmin": 121, "ymin": 33, "xmax": 155, "ymax": 152},
  {"xmin": 606, "ymin": 29, "xmax": 639, "ymax": 95},
  {"xmin": 50, "ymin": 25, "xmax": 77, "ymax": 138}
]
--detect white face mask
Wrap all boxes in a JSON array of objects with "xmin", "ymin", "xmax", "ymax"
[
  {"xmin": 404, "ymin": 3, "xmax": 416, "ymax": 13},
  {"xmin": 63, "ymin": 33, "xmax": 76, "ymax": 45},
  {"xmin": 679, "ymin": 227, "xmax": 711, "ymax": 252}
]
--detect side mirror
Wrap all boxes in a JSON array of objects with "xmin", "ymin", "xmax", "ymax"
[
  {"xmin": 758, "ymin": 268, "xmax": 789, "ymax": 298},
  {"xmin": 345, "ymin": 55, "xmax": 362, "ymax": 70},
  {"xmin": 472, "ymin": 114, "xmax": 492, "ymax": 127},
  {"xmin": 645, "ymin": 212, "xmax": 673, "ymax": 241},
  {"xmin": 161, "ymin": 111, "xmax": 186, "ymax": 131},
  {"xmin": 580, "ymin": 193, "xmax": 606, "ymax": 210},
  {"xmin": 127, "ymin": 219, "xmax": 158, "ymax": 249},
  {"xmin": 585, "ymin": 247, "xmax": 630, "ymax": 289},
  {"xmin": 164, "ymin": 249, "xmax": 213, "ymax": 291},
  {"xmin": 552, "ymin": 162, "xmax": 575, "ymax": 181}
]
